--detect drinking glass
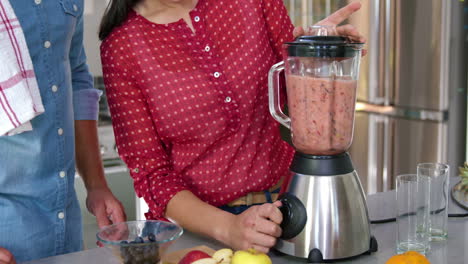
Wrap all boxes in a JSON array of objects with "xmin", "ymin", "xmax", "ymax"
[
  {"xmin": 396, "ymin": 174, "xmax": 431, "ymax": 255},
  {"xmin": 417, "ymin": 163, "xmax": 450, "ymax": 241}
]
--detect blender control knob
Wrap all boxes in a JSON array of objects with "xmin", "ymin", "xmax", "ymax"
[{"xmin": 278, "ymin": 193, "xmax": 307, "ymax": 240}]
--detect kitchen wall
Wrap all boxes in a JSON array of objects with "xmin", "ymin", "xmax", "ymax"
[
  {"xmin": 284, "ymin": 0, "xmax": 350, "ymax": 27},
  {"xmin": 83, "ymin": 0, "xmax": 107, "ymax": 76}
]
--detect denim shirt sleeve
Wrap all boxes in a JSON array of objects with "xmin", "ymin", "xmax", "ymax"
[{"xmin": 69, "ymin": 4, "xmax": 101, "ymax": 120}]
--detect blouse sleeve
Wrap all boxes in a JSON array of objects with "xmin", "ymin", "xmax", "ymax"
[
  {"xmin": 261, "ymin": 0, "xmax": 295, "ymax": 61},
  {"xmin": 101, "ymin": 39, "xmax": 189, "ymax": 220}
]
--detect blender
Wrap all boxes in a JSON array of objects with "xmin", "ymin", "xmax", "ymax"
[{"xmin": 268, "ymin": 25, "xmax": 378, "ymax": 262}]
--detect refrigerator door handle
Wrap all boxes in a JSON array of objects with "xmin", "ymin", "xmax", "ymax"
[
  {"xmin": 368, "ymin": 0, "xmax": 384, "ymax": 104},
  {"xmin": 368, "ymin": 0, "xmax": 395, "ymax": 105},
  {"xmin": 355, "ymin": 102, "xmax": 448, "ymax": 122},
  {"xmin": 383, "ymin": 0, "xmax": 395, "ymax": 106}
]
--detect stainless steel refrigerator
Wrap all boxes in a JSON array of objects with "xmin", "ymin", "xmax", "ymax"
[{"xmin": 284, "ymin": 0, "xmax": 467, "ymax": 194}]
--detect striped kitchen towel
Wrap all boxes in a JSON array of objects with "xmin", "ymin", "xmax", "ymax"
[{"xmin": 0, "ymin": 0, "xmax": 43, "ymax": 136}]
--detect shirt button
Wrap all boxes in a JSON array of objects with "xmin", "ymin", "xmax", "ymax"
[
  {"xmin": 194, "ymin": 16, "xmax": 200, "ymax": 22},
  {"xmin": 73, "ymin": 4, "xmax": 78, "ymax": 11},
  {"xmin": 204, "ymin": 45, "xmax": 210, "ymax": 52},
  {"xmin": 225, "ymin": 96, "xmax": 232, "ymax": 103},
  {"xmin": 58, "ymin": 128, "xmax": 64, "ymax": 136},
  {"xmin": 44, "ymin": 41, "xmax": 51, "ymax": 48},
  {"xmin": 213, "ymin": 72, "xmax": 221, "ymax": 78},
  {"xmin": 58, "ymin": 212, "xmax": 65, "ymax": 219},
  {"xmin": 51, "ymin": 85, "xmax": 58, "ymax": 92},
  {"xmin": 34, "ymin": 0, "xmax": 41, "ymax": 5},
  {"xmin": 133, "ymin": 168, "xmax": 139, "ymax": 173},
  {"xmin": 59, "ymin": 171, "xmax": 66, "ymax": 178}
]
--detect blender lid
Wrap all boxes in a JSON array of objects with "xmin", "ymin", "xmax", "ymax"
[{"xmin": 285, "ymin": 35, "xmax": 364, "ymax": 58}]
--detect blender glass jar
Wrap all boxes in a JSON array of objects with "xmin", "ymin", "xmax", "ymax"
[{"xmin": 269, "ymin": 26, "xmax": 363, "ymax": 155}]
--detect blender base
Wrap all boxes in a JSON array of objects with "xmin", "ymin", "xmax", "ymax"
[
  {"xmin": 274, "ymin": 236, "xmax": 378, "ymax": 263},
  {"xmin": 306, "ymin": 236, "xmax": 378, "ymax": 263},
  {"xmin": 276, "ymin": 152, "xmax": 377, "ymax": 261}
]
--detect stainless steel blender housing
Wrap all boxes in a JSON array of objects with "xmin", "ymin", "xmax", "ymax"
[{"xmin": 274, "ymin": 153, "xmax": 377, "ymax": 262}]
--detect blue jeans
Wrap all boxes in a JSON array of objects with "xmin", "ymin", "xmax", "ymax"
[{"xmin": 219, "ymin": 188, "xmax": 280, "ymax": 215}]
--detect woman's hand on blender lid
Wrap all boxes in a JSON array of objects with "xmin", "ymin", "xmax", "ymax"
[{"xmin": 292, "ymin": 1, "xmax": 367, "ymax": 55}]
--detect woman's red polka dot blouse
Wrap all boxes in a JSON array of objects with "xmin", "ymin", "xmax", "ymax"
[{"xmin": 101, "ymin": 0, "xmax": 295, "ymax": 219}]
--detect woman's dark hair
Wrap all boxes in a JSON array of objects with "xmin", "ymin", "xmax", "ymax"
[{"xmin": 99, "ymin": 0, "xmax": 141, "ymax": 40}]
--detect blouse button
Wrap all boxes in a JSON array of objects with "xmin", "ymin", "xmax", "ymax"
[
  {"xmin": 34, "ymin": 0, "xmax": 41, "ymax": 5},
  {"xmin": 213, "ymin": 72, "xmax": 221, "ymax": 78},
  {"xmin": 204, "ymin": 45, "xmax": 210, "ymax": 52},
  {"xmin": 225, "ymin": 97, "xmax": 232, "ymax": 103},
  {"xmin": 133, "ymin": 168, "xmax": 140, "ymax": 173},
  {"xmin": 194, "ymin": 16, "xmax": 200, "ymax": 22},
  {"xmin": 44, "ymin": 41, "xmax": 51, "ymax": 48},
  {"xmin": 73, "ymin": 4, "xmax": 78, "ymax": 12}
]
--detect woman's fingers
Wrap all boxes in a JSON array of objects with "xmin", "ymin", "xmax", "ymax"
[
  {"xmin": 246, "ymin": 230, "xmax": 277, "ymax": 249},
  {"xmin": 273, "ymin": 200, "xmax": 282, "ymax": 207},
  {"xmin": 257, "ymin": 203, "xmax": 283, "ymax": 225},
  {"xmin": 252, "ymin": 244, "xmax": 270, "ymax": 254},
  {"xmin": 293, "ymin": 26, "xmax": 305, "ymax": 38},
  {"xmin": 294, "ymin": 17, "xmax": 367, "ymax": 44},
  {"xmin": 231, "ymin": 202, "xmax": 284, "ymax": 252},
  {"xmin": 336, "ymin": 24, "xmax": 366, "ymax": 43},
  {"xmin": 255, "ymin": 217, "xmax": 282, "ymax": 237},
  {"xmin": 317, "ymin": 1, "xmax": 362, "ymax": 26}
]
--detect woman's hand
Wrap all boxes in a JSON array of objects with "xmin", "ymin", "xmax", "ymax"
[
  {"xmin": 293, "ymin": 1, "xmax": 366, "ymax": 43},
  {"xmin": 0, "ymin": 248, "xmax": 15, "ymax": 264},
  {"xmin": 224, "ymin": 201, "xmax": 283, "ymax": 253}
]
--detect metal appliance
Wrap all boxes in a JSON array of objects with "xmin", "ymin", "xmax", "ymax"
[
  {"xmin": 283, "ymin": 0, "xmax": 467, "ymax": 194},
  {"xmin": 268, "ymin": 26, "xmax": 377, "ymax": 262}
]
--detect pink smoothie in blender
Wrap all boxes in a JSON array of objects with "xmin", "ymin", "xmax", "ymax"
[{"xmin": 286, "ymin": 76, "xmax": 357, "ymax": 155}]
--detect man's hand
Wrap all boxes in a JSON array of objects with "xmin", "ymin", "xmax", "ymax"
[
  {"xmin": 293, "ymin": 1, "xmax": 366, "ymax": 43},
  {"xmin": 86, "ymin": 187, "xmax": 127, "ymax": 229},
  {"xmin": 0, "ymin": 248, "xmax": 15, "ymax": 264},
  {"xmin": 224, "ymin": 201, "xmax": 283, "ymax": 253},
  {"xmin": 74, "ymin": 120, "xmax": 127, "ymax": 229}
]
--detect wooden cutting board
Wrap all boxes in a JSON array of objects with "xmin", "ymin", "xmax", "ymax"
[{"xmin": 161, "ymin": 245, "xmax": 216, "ymax": 264}]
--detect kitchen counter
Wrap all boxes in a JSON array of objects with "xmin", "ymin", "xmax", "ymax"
[{"xmin": 24, "ymin": 180, "xmax": 467, "ymax": 264}]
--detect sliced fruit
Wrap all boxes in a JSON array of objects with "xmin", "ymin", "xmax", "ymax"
[
  {"xmin": 385, "ymin": 251, "xmax": 430, "ymax": 264},
  {"xmin": 212, "ymin": 248, "xmax": 233, "ymax": 264},
  {"xmin": 178, "ymin": 250, "xmax": 212, "ymax": 264},
  {"xmin": 191, "ymin": 258, "xmax": 218, "ymax": 264}
]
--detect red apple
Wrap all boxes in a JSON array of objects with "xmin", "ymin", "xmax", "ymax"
[{"xmin": 178, "ymin": 250, "xmax": 212, "ymax": 264}]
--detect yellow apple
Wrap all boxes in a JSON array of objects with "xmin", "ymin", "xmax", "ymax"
[
  {"xmin": 231, "ymin": 249, "xmax": 272, "ymax": 264},
  {"xmin": 212, "ymin": 248, "xmax": 233, "ymax": 264}
]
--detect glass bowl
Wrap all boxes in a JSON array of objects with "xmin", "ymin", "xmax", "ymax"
[{"xmin": 96, "ymin": 220, "xmax": 183, "ymax": 264}]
